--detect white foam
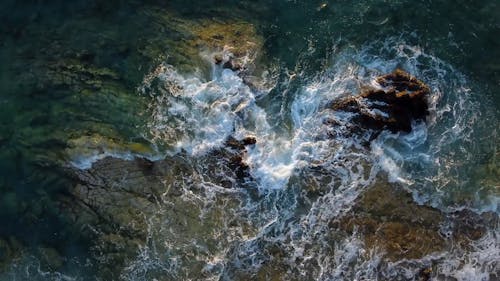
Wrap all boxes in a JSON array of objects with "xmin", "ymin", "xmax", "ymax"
[
  {"xmin": 69, "ymin": 151, "xmax": 134, "ymax": 170},
  {"xmin": 437, "ymin": 229, "xmax": 500, "ymax": 281},
  {"xmin": 142, "ymin": 64, "xmax": 259, "ymax": 155},
  {"xmin": 119, "ymin": 37, "xmax": 498, "ymax": 280},
  {"xmin": 0, "ymin": 255, "xmax": 78, "ymax": 281},
  {"xmin": 137, "ymin": 35, "xmax": 499, "ymax": 210}
]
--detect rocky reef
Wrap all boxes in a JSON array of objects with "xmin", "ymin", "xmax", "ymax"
[
  {"xmin": 1, "ymin": 1, "xmax": 498, "ymax": 280},
  {"xmin": 334, "ymin": 179, "xmax": 497, "ymax": 261},
  {"xmin": 0, "ymin": 2, "xmax": 268, "ymax": 278},
  {"xmin": 55, "ymin": 66, "xmax": 498, "ymax": 279},
  {"xmin": 0, "ymin": 237, "xmax": 22, "ymax": 270},
  {"xmin": 60, "ymin": 134, "xmax": 259, "ymax": 279}
]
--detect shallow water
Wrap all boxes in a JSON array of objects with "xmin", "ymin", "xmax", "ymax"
[{"xmin": 0, "ymin": 0, "xmax": 498, "ymax": 280}]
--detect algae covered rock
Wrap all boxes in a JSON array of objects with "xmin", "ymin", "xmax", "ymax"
[
  {"xmin": 62, "ymin": 147, "xmax": 258, "ymax": 279},
  {"xmin": 65, "ymin": 134, "xmax": 155, "ymax": 168},
  {"xmin": 334, "ymin": 178, "xmax": 496, "ymax": 262},
  {"xmin": 0, "ymin": 237, "xmax": 22, "ymax": 271},
  {"xmin": 190, "ymin": 21, "xmax": 263, "ymax": 71},
  {"xmin": 37, "ymin": 246, "xmax": 64, "ymax": 271},
  {"xmin": 140, "ymin": 7, "xmax": 265, "ymax": 75},
  {"xmin": 335, "ymin": 180, "xmax": 445, "ymax": 260}
]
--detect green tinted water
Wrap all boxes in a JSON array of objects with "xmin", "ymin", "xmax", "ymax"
[{"xmin": 0, "ymin": 0, "xmax": 498, "ymax": 280}]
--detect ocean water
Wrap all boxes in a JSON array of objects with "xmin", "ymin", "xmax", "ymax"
[{"xmin": 0, "ymin": 0, "xmax": 498, "ymax": 280}]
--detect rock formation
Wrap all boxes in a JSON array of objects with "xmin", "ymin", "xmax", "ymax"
[
  {"xmin": 332, "ymin": 69, "xmax": 430, "ymax": 134},
  {"xmin": 224, "ymin": 136, "xmax": 257, "ymax": 181}
]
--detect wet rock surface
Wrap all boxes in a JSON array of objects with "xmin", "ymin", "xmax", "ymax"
[
  {"xmin": 60, "ymin": 156, "xmax": 191, "ymax": 278},
  {"xmin": 224, "ymin": 136, "xmax": 257, "ymax": 182},
  {"xmin": 60, "ymin": 150, "xmax": 498, "ymax": 280},
  {"xmin": 225, "ymin": 136, "xmax": 257, "ymax": 151},
  {"xmin": 334, "ymin": 179, "xmax": 497, "ymax": 261},
  {"xmin": 0, "ymin": 8, "xmax": 267, "ymax": 277},
  {"xmin": 61, "ymin": 138, "xmax": 259, "ymax": 279},
  {"xmin": 335, "ymin": 180, "xmax": 446, "ymax": 260},
  {"xmin": 0, "ymin": 237, "xmax": 22, "ymax": 270},
  {"xmin": 190, "ymin": 21, "xmax": 262, "ymax": 69},
  {"xmin": 1, "ymin": 1, "xmax": 498, "ymax": 280},
  {"xmin": 332, "ymin": 69, "xmax": 430, "ymax": 134}
]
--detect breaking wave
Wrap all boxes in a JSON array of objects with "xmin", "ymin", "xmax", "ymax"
[{"xmin": 111, "ymin": 36, "xmax": 499, "ymax": 280}]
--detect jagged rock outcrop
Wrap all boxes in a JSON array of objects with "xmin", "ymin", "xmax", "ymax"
[
  {"xmin": 224, "ymin": 136, "xmax": 257, "ymax": 181},
  {"xmin": 332, "ymin": 69, "xmax": 430, "ymax": 134}
]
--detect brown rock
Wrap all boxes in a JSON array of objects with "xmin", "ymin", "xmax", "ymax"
[
  {"xmin": 222, "ymin": 59, "xmax": 243, "ymax": 71},
  {"xmin": 335, "ymin": 179, "xmax": 495, "ymax": 262},
  {"xmin": 225, "ymin": 136, "xmax": 256, "ymax": 150},
  {"xmin": 223, "ymin": 136, "xmax": 256, "ymax": 181},
  {"xmin": 336, "ymin": 181, "xmax": 446, "ymax": 260},
  {"xmin": 332, "ymin": 69, "xmax": 430, "ymax": 133},
  {"xmin": 214, "ymin": 54, "xmax": 223, "ymax": 65},
  {"xmin": 448, "ymin": 208, "xmax": 497, "ymax": 244}
]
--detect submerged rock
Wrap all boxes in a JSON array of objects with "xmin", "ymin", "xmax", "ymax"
[
  {"xmin": 332, "ymin": 69, "xmax": 430, "ymax": 134},
  {"xmin": 334, "ymin": 178, "xmax": 497, "ymax": 262},
  {"xmin": 62, "ymin": 138, "xmax": 257, "ymax": 277},
  {"xmin": 189, "ymin": 21, "xmax": 262, "ymax": 68},
  {"xmin": 334, "ymin": 180, "xmax": 446, "ymax": 260},
  {"xmin": 62, "ymin": 152, "xmax": 255, "ymax": 279},
  {"xmin": 0, "ymin": 237, "xmax": 22, "ymax": 271},
  {"xmin": 145, "ymin": 15, "xmax": 265, "ymax": 76},
  {"xmin": 61, "ymin": 156, "xmax": 193, "ymax": 278},
  {"xmin": 37, "ymin": 246, "xmax": 64, "ymax": 271}
]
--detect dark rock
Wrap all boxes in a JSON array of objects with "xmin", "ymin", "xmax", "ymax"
[
  {"xmin": 225, "ymin": 136, "xmax": 245, "ymax": 150},
  {"xmin": 135, "ymin": 157, "xmax": 155, "ymax": 174},
  {"xmin": 222, "ymin": 59, "xmax": 243, "ymax": 71},
  {"xmin": 211, "ymin": 34, "xmax": 224, "ymax": 40},
  {"xmin": 212, "ymin": 54, "xmax": 245, "ymax": 72},
  {"xmin": 448, "ymin": 209, "xmax": 497, "ymax": 242},
  {"xmin": 0, "ymin": 237, "xmax": 22, "ymax": 270},
  {"xmin": 59, "ymin": 155, "xmax": 197, "ymax": 278},
  {"xmin": 225, "ymin": 136, "xmax": 256, "ymax": 150},
  {"xmin": 332, "ymin": 69, "xmax": 430, "ymax": 133},
  {"xmin": 75, "ymin": 50, "xmax": 95, "ymax": 62},
  {"xmin": 229, "ymin": 155, "xmax": 250, "ymax": 180},
  {"xmin": 418, "ymin": 267, "xmax": 432, "ymax": 281},
  {"xmin": 37, "ymin": 246, "xmax": 64, "ymax": 271},
  {"xmin": 214, "ymin": 54, "xmax": 223, "ymax": 65},
  {"xmin": 223, "ymin": 136, "xmax": 256, "ymax": 181},
  {"xmin": 60, "ymin": 149, "xmax": 257, "ymax": 279},
  {"xmin": 241, "ymin": 136, "xmax": 257, "ymax": 146}
]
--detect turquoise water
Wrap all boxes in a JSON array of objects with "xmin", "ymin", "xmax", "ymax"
[{"xmin": 0, "ymin": 1, "xmax": 498, "ymax": 280}]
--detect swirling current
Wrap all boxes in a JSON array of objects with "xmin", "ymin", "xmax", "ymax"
[{"xmin": 0, "ymin": 1, "xmax": 498, "ymax": 280}]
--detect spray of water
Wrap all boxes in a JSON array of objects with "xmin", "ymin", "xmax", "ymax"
[{"xmin": 59, "ymin": 37, "xmax": 499, "ymax": 281}]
